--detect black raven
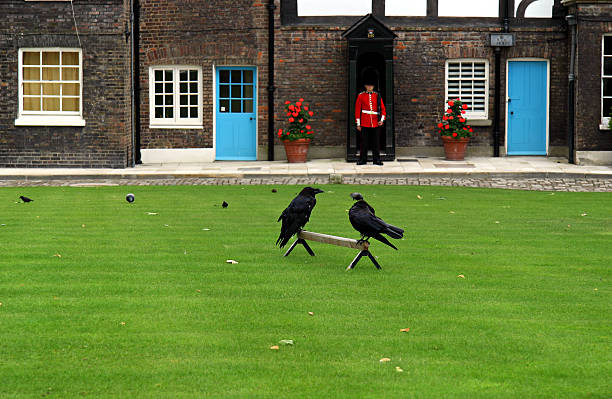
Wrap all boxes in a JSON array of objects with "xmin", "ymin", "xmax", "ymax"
[
  {"xmin": 349, "ymin": 192, "xmax": 403, "ymax": 250},
  {"xmin": 222, "ymin": 201, "xmax": 228, "ymax": 208},
  {"xmin": 19, "ymin": 196, "xmax": 33, "ymax": 203},
  {"xmin": 276, "ymin": 187, "xmax": 324, "ymax": 248}
]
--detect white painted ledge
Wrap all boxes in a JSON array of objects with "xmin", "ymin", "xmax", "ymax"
[
  {"xmin": 15, "ymin": 116, "xmax": 86, "ymax": 126},
  {"xmin": 140, "ymin": 148, "xmax": 215, "ymax": 163}
]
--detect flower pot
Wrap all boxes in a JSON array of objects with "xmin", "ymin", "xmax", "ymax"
[
  {"xmin": 282, "ymin": 138, "xmax": 311, "ymax": 163},
  {"xmin": 441, "ymin": 136, "xmax": 470, "ymax": 161}
]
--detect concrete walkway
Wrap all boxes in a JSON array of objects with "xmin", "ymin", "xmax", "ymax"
[{"xmin": 1, "ymin": 157, "xmax": 611, "ymax": 191}]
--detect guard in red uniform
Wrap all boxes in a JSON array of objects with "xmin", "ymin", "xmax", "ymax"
[{"xmin": 355, "ymin": 81, "xmax": 386, "ymax": 165}]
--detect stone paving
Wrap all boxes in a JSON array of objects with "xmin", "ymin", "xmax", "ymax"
[{"xmin": 1, "ymin": 157, "xmax": 611, "ymax": 192}]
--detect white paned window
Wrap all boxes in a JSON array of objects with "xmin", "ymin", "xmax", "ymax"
[
  {"xmin": 439, "ymin": 0, "xmax": 499, "ymax": 17},
  {"xmin": 516, "ymin": 0, "xmax": 553, "ymax": 18},
  {"xmin": 446, "ymin": 60, "xmax": 489, "ymax": 119},
  {"xmin": 386, "ymin": 0, "xmax": 426, "ymax": 16},
  {"xmin": 16, "ymin": 48, "xmax": 85, "ymax": 126},
  {"xmin": 297, "ymin": 0, "xmax": 371, "ymax": 16},
  {"xmin": 602, "ymin": 36, "xmax": 612, "ymax": 124},
  {"xmin": 149, "ymin": 66, "xmax": 202, "ymax": 128}
]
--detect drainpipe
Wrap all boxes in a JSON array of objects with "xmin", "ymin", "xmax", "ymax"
[
  {"xmin": 130, "ymin": 0, "xmax": 141, "ymax": 166},
  {"xmin": 493, "ymin": 0, "xmax": 510, "ymax": 157},
  {"xmin": 267, "ymin": 0, "xmax": 276, "ymax": 161},
  {"xmin": 567, "ymin": 14, "xmax": 577, "ymax": 164}
]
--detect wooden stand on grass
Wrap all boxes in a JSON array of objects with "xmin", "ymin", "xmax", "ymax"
[{"xmin": 283, "ymin": 230, "xmax": 382, "ymax": 270}]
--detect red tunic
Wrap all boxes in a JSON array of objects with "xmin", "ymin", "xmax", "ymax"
[{"xmin": 355, "ymin": 91, "xmax": 386, "ymax": 128}]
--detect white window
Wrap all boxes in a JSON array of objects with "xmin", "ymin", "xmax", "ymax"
[
  {"xmin": 445, "ymin": 60, "xmax": 489, "ymax": 119},
  {"xmin": 439, "ymin": 0, "xmax": 499, "ymax": 17},
  {"xmin": 602, "ymin": 36, "xmax": 612, "ymax": 124},
  {"xmin": 297, "ymin": 0, "xmax": 371, "ymax": 16},
  {"xmin": 149, "ymin": 66, "xmax": 202, "ymax": 128},
  {"xmin": 516, "ymin": 0, "xmax": 553, "ymax": 18},
  {"xmin": 16, "ymin": 48, "xmax": 85, "ymax": 126},
  {"xmin": 386, "ymin": 0, "xmax": 426, "ymax": 16}
]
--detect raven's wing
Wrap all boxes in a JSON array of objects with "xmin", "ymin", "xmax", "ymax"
[{"xmin": 276, "ymin": 194, "xmax": 316, "ymax": 248}]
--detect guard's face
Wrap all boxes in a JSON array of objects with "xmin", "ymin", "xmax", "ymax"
[{"xmin": 364, "ymin": 84, "xmax": 374, "ymax": 92}]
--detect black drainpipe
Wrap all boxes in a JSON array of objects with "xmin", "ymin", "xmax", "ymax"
[
  {"xmin": 493, "ymin": 0, "xmax": 510, "ymax": 157},
  {"xmin": 267, "ymin": 0, "xmax": 276, "ymax": 161},
  {"xmin": 130, "ymin": 0, "xmax": 142, "ymax": 165},
  {"xmin": 567, "ymin": 14, "xmax": 577, "ymax": 164}
]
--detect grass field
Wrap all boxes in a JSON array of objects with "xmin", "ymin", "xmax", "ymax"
[{"xmin": 0, "ymin": 185, "xmax": 610, "ymax": 398}]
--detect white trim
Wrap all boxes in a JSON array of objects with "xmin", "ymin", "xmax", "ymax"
[
  {"xmin": 444, "ymin": 58, "xmax": 489, "ymax": 120},
  {"xmin": 141, "ymin": 148, "xmax": 214, "ymax": 163},
  {"xmin": 149, "ymin": 66, "xmax": 203, "ymax": 127},
  {"xmin": 505, "ymin": 58, "xmax": 550, "ymax": 155},
  {"xmin": 15, "ymin": 115, "xmax": 86, "ymax": 126},
  {"xmin": 17, "ymin": 48, "xmax": 84, "ymax": 126},
  {"xmin": 601, "ymin": 35, "xmax": 612, "ymax": 123}
]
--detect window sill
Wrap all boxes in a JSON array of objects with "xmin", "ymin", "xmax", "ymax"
[
  {"xmin": 599, "ymin": 124, "xmax": 610, "ymax": 130},
  {"xmin": 468, "ymin": 119, "xmax": 492, "ymax": 126},
  {"xmin": 149, "ymin": 124, "xmax": 203, "ymax": 129},
  {"xmin": 15, "ymin": 116, "xmax": 86, "ymax": 126}
]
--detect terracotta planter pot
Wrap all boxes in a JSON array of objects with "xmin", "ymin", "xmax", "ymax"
[
  {"xmin": 441, "ymin": 136, "xmax": 470, "ymax": 161},
  {"xmin": 282, "ymin": 138, "xmax": 311, "ymax": 163}
]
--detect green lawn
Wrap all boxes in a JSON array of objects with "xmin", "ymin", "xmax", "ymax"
[{"xmin": 0, "ymin": 185, "xmax": 610, "ymax": 398}]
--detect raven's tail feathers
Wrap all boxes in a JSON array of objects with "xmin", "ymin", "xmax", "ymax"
[
  {"xmin": 384, "ymin": 224, "xmax": 404, "ymax": 239},
  {"xmin": 373, "ymin": 234, "xmax": 398, "ymax": 250}
]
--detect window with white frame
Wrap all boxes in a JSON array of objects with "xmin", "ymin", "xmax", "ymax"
[
  {"xmin": 385, "ymin": 0, "xmax": 426, "ymax": 16},
  {"xmin": 297, "ymin": 0, "xmax": 371, "ymax": 16},
  {"xmin": 149, "ymin": 66, "xmax": 202, "ymax": 128},
  {"xmin": 602, "ymin": 36, "xmax": 612, "ymax": 124},
  {"xmin": 445, "ymin": 60, "xmax": 489, "ymax": 119},
  {"xmin": 16, "ymin": 48, "xmax": 84, "ymax": 126}
]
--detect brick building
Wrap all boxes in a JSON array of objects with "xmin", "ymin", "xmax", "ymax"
[{"xmin": 1, "ymin": 0, "xmax": 611, "ymax": 167}]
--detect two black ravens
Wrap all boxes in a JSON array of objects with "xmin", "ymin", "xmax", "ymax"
[
  {"xmin": 276, "ymin": 187, "xmax": 324, "ymax": 248},
  {"xmin": 348, "ymin": 192, "xmax": 403, "ymax": 250}
]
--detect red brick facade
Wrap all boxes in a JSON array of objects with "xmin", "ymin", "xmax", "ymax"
[{"xmin": 0, "ymin": 0, "xmax": 611, "ymax": 167}]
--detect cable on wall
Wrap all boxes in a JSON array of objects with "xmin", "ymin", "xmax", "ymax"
[{"xmin": 70, "ymin": 0, "xmax": 82, "ymax": 47}]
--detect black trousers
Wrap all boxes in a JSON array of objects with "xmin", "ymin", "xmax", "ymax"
[{"xmin": 359, "ymin": 126, "xmax": 381, "ymax": 163}]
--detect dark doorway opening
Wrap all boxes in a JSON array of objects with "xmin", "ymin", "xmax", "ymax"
[{"xmin": 357, "ymin": 52, "xmax": 387, "ymax": 158}]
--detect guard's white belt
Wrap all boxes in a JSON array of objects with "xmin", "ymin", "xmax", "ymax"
[{"xmin": 361, "ymin": 110, "xmax": 379, "ymax": 115}]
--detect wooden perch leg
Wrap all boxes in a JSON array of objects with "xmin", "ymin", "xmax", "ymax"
[{"xmin": 284, "ymin": 238, "xmax": 315, "ymax": 257}]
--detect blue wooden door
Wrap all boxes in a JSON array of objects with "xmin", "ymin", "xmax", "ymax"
[
  {"xmin": 216, "ymin": 67, "xmax": 256, "ymax": 160},
  {"xmin": 507, "ymin": 61, "xmax": 548, "ymax": 155}
]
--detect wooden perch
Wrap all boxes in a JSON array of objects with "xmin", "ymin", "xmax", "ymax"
[{"xmin": 283, "ymin": 230, "xmax": 381, "ymax": 270}]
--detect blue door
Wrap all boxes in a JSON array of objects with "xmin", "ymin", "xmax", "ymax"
[
  {"xmin": 507, "ymin": 61, "xmax": 548, "ymax": 155},
  {"xmin": 216, "ymin": 67, "xmax": 256, "ymax": 160}
]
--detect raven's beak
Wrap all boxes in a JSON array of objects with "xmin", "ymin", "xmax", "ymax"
[{"xmin": 315, "ymin": 188, "xmax": 324, "ymax": 194}]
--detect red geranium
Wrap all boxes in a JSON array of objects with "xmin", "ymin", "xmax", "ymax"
[
  {"xmin": 280, "ymin": 98, "xmax": 315, "ymax": 141},
  {"xmin": 436, "ymin": 99, "xmax": 473, "ymax": 139}
]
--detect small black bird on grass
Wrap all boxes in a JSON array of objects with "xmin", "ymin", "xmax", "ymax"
[
  {"xmin": 349, "ymin": 192, "xmax": 403, "ymax": 250},
  {"xmin": 222, "ymin": 201, "xmax": 228, "ymax": 208},
  {"xmin": 276, "ymin": 186, "xmax": 324, "ymax": 248},
  {"xmin": 19, "ymin": 196, "xmax": 33, "ymax": 203}
]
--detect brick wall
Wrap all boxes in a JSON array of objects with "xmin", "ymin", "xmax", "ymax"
[
  {"xmin": 573, "ymin": 3, "xmax": 612, "ymax": 151},
  {"xmin": 138, "ymin": 0, "xmax": 269, "ymax": 150},
  {"xmin": 0, "ymin": 0, "xmax": 131, "ymax": 168}
]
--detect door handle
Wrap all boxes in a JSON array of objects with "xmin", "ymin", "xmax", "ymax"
[
  {"xmin": 249, "ymin": 117, "xmax": 254, "ymax": 120},
  {"xmin": 510, "ymin": 112, "xmax": 514, "ymax": 115}
]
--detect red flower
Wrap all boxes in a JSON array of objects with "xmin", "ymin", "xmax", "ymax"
[
  {"xmin": 442, "ymin": 116, "xmax": 448, "ymax": 121},
  {"xmin": 446, "ymin": 109, "xmax": 452, "ymax": 114},
  {"xmin": 289, "ymin": 117, "xmax": 294, "ymax": 122},
  {"xmin": 437, "ymin": 123, "xmax": 443, "ymax": 128},
  {"xmin": 287, "ymin": 112, "xmax": 291, "ymax": 116},
  {"xmin": 462, "ymin": 104, "xmax": 468, "ymax": 109},
  {"xmin": 284, "ymin": 100, "xmax": 290, "ymax": 105},
  {"xmin": 459, "ymin": 118, "xmax": 465, "ymax": 123},
  {"xmin": 299, "ymin": 119, "xmax": 303, "ymax": 123},
  {"xmin": 304, "ymin": 106, "xmax": 309, "ymax": 111},
  {"xmin": 445, "ymin": 125, "xmax": 450, "ymax": 130},
  {"xmin": 299, "ymin": 98, "xmax": 304, "ymax": 102},
  {"xmin": 308, "ymin": 111, "xmax": 314, "ymax": 116},
  {"xmin": 449, "ymin": 116, "xmax": 454, "ymax": 120},
  {"xmin": 288, "ymin": 105, "xmax": 294, "ymax": 111},
  {"xmin": 292, "ymin": 112, "xmax": 298, "ymax": 117},
  {"xmin": 306, "ymin": 125, "xmax": 311, "ymax": 130},
  {"xmin": 448, "ymin": 101, "xmax": 455, "ymax": 107},
  {"xmin": 301, "ymin": 130, "xmax": 304, "ymax": 133},
  {"xmin": 452, "ymin": 132, "xmax": 458, "ymax": 137},
  {"xmin": 469, "ymin": 128, "xmax": 473, "ymax": 132},
  {"xmin": 461, "ymin": 110, "xmax": 466, "ymax": 114},
  {"xmin": 296, "ymin": 102, "xmax": 302, "ymax": 107},
  {"xmin": 285, "ymin": 132, "xmax": 289, "ymax": 135},
  {"xmin": 307, "ymin": 132, "xmax": 312, "ymax": 135}
]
